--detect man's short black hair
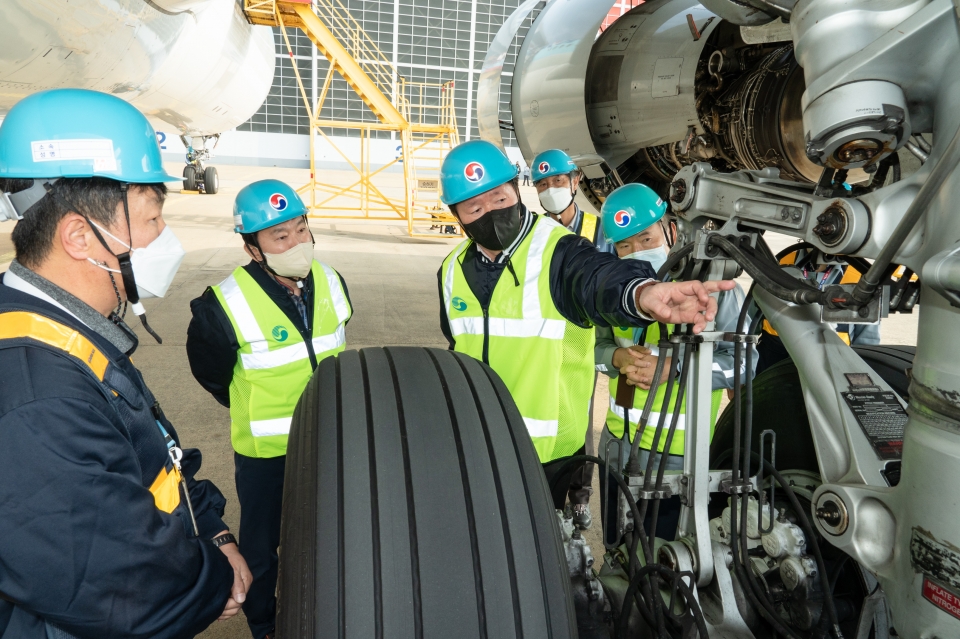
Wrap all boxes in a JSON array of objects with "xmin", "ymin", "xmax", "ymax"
[{"xmin": 1, "ymin": 178, "xmax": 166, "ymax": 269}]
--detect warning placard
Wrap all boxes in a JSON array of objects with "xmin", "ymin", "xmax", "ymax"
[
  {"xmin": 923, "ymin": 578, "xmax": 960, "ymax": 620},
  {"xmin": 841, "ymin": 391, "xmax": 905, "ymax": 459}
]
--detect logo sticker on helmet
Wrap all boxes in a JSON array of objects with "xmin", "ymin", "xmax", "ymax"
[
  {"xmin": 538, "ymin": 161, "xmax": 550, "ymax": 174},
  {"xmin": 272, "ymin": 325, "xmax": 289, "ymax": 342},
  {"xmin": 269, "ymin": 193, "xmax": 288, "ymax": 211},
  {"xmin": 614, "ymin": 210, "xmax": 632, "ymax": 227},
  {"xmin": 464, "ymin": 162, "xmax": 485, "ymax": 183},
  {"xmin": 451, "ymin": 296, "xmax": 468, "ymax": 312}
]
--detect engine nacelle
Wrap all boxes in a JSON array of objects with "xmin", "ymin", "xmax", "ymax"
[{"xmin": 481, "ymin": 0, "xmax": 869, "ymax": 209}]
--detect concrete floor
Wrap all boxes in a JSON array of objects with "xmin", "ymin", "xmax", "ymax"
[{"xmin": 0, "ymin": 163, "xmax": 918, "ymax": 638}]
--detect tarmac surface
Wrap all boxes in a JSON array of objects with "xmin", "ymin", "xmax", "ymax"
[{"xmin": 0, "ymin": 163, "xmax": 919, "ymax": 638}]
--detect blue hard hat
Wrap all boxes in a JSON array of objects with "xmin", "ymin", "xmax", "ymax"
[
  {"xmin": 531, "ymin": 149, "xmax": 578, "ymax": 183},
  {"xmin": 0, "ymin": 89, "xmax": 178, "ymax": 183},
  {"xmin": 234, "ymin": 179, "xmax": 308, "ymax": 234},
  {"xmin": 600, "ymin": 183, "xmax": 668, "ymax": 244},
  {"xmin": 440, "ymin": 140, "xmax": 518, "ymax": 206}
]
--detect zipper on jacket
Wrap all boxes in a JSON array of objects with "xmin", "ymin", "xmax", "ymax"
[
  {"xmin": 482, "ymin": 306, "xmax": 490, "ymax": 365},
  {"xmin": 302, "ymin": 325, "xmax": 318, "ymax": 370}
]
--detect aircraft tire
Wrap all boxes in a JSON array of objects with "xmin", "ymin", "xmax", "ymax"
[
  {"xmin": 183, "ymin": 165, "xmax": 197, "ymax": 191},
  {"xmin": 276, "ymin": 346, "xmax": 577, "ymax": 639},
  {"xmin": 203, "ymin": 166, "xmax": 219, "ymax": 194}
]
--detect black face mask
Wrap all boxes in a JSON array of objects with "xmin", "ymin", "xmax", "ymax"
[{"xmin": 460, "ymin": 201, "xmax": 523, "ymax": 251}]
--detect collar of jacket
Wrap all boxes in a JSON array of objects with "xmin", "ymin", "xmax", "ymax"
[
  {"xmin": 8, "ymin": 260, "xmax": 137, "ymax": 354},
  {"xmin": 474, "ymin": 204, "xmax": 535, "ymax": 265},
  {"xmin": 565, "ymin": 205, "xmax": 582, "ymax": 234}
]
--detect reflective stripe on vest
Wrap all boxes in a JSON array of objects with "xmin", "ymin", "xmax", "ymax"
[
  {"xmin": 605, "ymin": 323, "xmax": 722, "ymax": 455},
  {"xmin": 441, "ymin": 216, "xmax": 595, "ymax": 462},
  {"xmin": 213, "ymin": 261, "xmax": 351, "ymax": 458}
]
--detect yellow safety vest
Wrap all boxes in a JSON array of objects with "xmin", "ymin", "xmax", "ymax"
[
  {"xmin": 580, "ymin": 212, "xmax": 598, "ymax": 243},
  {"xmin": 212, "ymin": 260, "xmax": 351, "ymax": 458},
  {"xmin": 441, "ymin": 216, "xmax": 595, "ymax": 463},
  {"xmin": 605, "ymin": 323, "xmax": 722, "ymax": 455}
]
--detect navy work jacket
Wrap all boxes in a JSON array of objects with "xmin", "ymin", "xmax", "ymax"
[{"xmin": 0, "ymin": 276, "xmax": 233, "ymax": 639}]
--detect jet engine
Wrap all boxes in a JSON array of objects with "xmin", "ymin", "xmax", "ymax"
[{"xmin": 479, "ymin": 0, "xmax": 876, "ymax": 210}]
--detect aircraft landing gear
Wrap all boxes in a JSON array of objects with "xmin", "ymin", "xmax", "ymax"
[{"xmin": 180, "ymin": 134, "xmax": 220, "ymax": 194}]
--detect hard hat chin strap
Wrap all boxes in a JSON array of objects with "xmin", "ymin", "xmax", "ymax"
[{"xmin": 74, "ymin": 184, "xmax": 164, "ymax": 344}]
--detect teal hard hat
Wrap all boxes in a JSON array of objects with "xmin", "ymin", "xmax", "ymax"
[
  {"xmin": 440, "ymin": 140, "xmax": 518, "ymax": 206},
  {"xmin": 531, "ymin": 149, "xmax": 578, "ymax": 183},
  {"xmin": 600, "ymin": 183, "xmax": 667, "ymax": 244},
  {"xmin": 234, "ymin": 179, "xmax": 309, "ymax": 234},
  {"xmin": 0, "ymin": 89, "xmax": 178, "ymax": 183}
]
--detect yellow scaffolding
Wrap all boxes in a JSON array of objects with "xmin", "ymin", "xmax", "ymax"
[{"xmin": 243, "ymin": 0, "xmax": 461, "ymax": 237}]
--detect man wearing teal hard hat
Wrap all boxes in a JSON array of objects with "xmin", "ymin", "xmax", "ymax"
[
  {"xmin": 437, "ymin": 139, "xmax": 735, "ymax": 521},
  {"xmin": 0, "ymin": 89, "xmax": 248, "ymax": 637},
  {"xmin": 531, "ymin": 148, "xmax": 610, "ymax": 252},
  {"xmin": 595, "ymin": 182, "xmax": 752, "ymax": 542},
  {"xmin": 186, "ymin": 178, "xmax": 352, "ymax": 639}
]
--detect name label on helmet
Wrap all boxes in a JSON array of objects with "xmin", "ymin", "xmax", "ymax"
[{"xmin": 31, "ymin": 139, "xmax": 117, "ymax": 171}]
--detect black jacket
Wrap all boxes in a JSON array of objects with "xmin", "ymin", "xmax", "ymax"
[
  {"xmin": 0, "ymin": 276, "xmax": 233, "ymax": 639},
  {"xmin": 186, "ymin": 261, "xmax": 352, "ymax": 407},
  {"xmin": 439, "ymin": 210, "xmax": 656, "ymax": 349}
]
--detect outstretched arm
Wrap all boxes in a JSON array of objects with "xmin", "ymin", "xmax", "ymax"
[{"xmin": 549, "ymin": 234, "xmax": 735, "ymax": 333}]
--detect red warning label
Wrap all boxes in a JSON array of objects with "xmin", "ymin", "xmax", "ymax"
[{"xmin": 923, "ymin": 578, "xmax": 960, "ymax": 620}]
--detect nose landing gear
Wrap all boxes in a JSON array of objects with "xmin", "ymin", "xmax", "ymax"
[{"xmin": 180, "ymin": 134, "xmax": 220, "ymax": 195}]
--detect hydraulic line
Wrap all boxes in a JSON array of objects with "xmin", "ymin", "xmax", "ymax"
[
  {"xmin": 547, "ymin": 455, "xmax": 684, "ymax": 634},
  {"xmin": 618, "ymin": 564, "xmax": 709, "ymax": 639},
  {"xmin": 708, "ymin": 235, "xmax": 823, "ymax": 304},
  {"xmin": 648, "ymin": 339, "xmax": 695, "ymax": 541},
  {"xmin": 728, "ymin": 304, "xmax": 805, "ymax": 639},
  {"xmin": 626, "ymin": 334, "xmax": 675, "ymax": 475}
]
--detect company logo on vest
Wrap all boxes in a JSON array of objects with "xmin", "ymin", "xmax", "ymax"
[
  {"xmin": 451, "ymin": 296, "xmax": 468, "ymax": 311},
  {"xmin": 272, "ymin": 325, "xmax": 289, "ymax": 342}
]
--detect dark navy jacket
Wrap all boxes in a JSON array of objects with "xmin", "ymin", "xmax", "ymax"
[{"xmin": 0, "ymin": 276, "xmax": 234, "ymax": 638}]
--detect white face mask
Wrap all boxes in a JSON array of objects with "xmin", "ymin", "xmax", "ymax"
[
  {"xmin": 87, "ymin": 224, "xmax": 186, "ymax": 299},
  {"xmin": 538, "ymin": 186, "xmax": 575, "ymax": 215},
  {"xmin": 262, "ymin": 241, "xmax": 314, "ymax": 279},
  {"xmin": 624, "ymin": 245, "xmax": 669, "ymax": 274}
]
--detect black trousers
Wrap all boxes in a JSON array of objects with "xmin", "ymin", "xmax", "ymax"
[
  {"xmin": 235, "ymin": 453, "xmax": 286, "ymax": 639},
  {"xmin": 541, "ymin": 445, "xmax": 591, "ymax": 510}
]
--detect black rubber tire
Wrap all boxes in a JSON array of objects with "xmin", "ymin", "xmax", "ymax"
[
  {"xmin": 277, "ymin": 347, "xmax": 576, "ymax": 639},
  {"xmin": 710, "ymin": 345, "xmax": 915, "ymax": 473},
  {"xmin": 183, "ymin": 165, "xmax": 197, "ymax": 191},
  {"xmin": 203, "ymin": 166, "xmax": 218, "ymax": 194}
]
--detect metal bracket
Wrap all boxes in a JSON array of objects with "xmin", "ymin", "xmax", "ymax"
[
  {"xmin": 722, "ymin": 333, "xmax": 760, "ymax": 343},
  {"xmin": 637, "ymin": 486, "xmax": 674, "ymax": 500},
  {"xmin": 821, "ymin": 284, "xmax": 889, "ymax": 324},
  {"xmin": 719, "ymin": 478, "xmax": 753, "ymax": 494}
]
